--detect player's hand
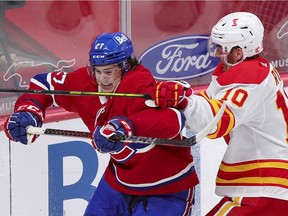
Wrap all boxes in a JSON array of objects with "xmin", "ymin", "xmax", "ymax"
[
  {"xmin": 152, "ymin": 80, "xmax": 193, "ymax": 109},
  {"xmin": 4, "ymin": 112, "xmax": 43, "ymax": 144},
  {"xmin": 92, "ymin": 116, "xmax": 134, "ymax": 153}
]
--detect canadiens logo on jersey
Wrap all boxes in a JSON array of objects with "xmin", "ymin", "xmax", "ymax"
[{"xmin": 139, "ymin": 35, "xmax": 220, "ymax": 80}]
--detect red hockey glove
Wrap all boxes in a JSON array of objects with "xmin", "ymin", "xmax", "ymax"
[{"xmin": 152, "ymin": 80, "xmax": 193, "ymax": 109}]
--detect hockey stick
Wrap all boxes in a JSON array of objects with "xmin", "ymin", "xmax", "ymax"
[
  {"xmin": 0, "ymin": 88, "xmax": 152, "ymax": 99},
  {"xmin": 26, "ymin": 103, "xmax": 226, "ymax": 147}
]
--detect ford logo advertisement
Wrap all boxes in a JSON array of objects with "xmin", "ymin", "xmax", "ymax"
[{"xmin": 139, "ymin": 35, "xmax": 219, "ymax": 80}]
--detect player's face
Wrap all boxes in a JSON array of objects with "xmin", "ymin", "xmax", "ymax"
[
  {"xmin": 215, "ymin": 46, "xmax": 244, "ymax": 71},
  {"xmin": 94, "ymin": 65, "xmax": 123, "ymax": 92}
]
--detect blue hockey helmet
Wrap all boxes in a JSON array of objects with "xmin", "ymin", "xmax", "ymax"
[{"xmin": 89, "ymin": 32, "xmax": 134, "ymax": 66}]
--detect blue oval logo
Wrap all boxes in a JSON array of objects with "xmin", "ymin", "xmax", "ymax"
[{"xmin": 139, "ymin": 35, "xmax": 219, "ymax": 80}]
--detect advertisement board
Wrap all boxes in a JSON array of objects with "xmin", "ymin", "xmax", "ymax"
[
  {"xmin": 0, "ymin": 118, "xmax": 110, "ymax": 216},
  {"xmin": 131, "ymin": 1, "xmax": 288, "ymax": 87}
]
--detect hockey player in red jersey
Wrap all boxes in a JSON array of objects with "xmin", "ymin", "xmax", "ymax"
[
  {"xmin": 4, "ymin": 32, "xmax": 198, "ymax": 215},
  {"xmin": 153, "ymin": 12, "xmax": 288, "ymax": 215}
]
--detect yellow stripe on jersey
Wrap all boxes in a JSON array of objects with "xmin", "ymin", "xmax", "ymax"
[
  {"xmin": 216, "ymin": 160, "xmax": 288, "ymax": 187},
  {"xmin": 207, "ymin": 100, "xmax": 235, "ymax": 139},
  {"xmin": 207, "ymin": 100, "xmax": 223, "ymax": 139},
  {"xmin": 199, "ymin": 90, "xmax": 209, "ymax": 99},
  {"xmin": 216, "ymin": 197, "xmax": 242, "ymax": 216},
  {"xmin": 198, "ymin": 92, "xmax": 236, "ymax": 139},
  {"xmin": 155, "ymin": 81, "xmax": 163, "ymax": 105},
  {"xmin": 174, "ymin": 83, "xmax": 179, "ymax": 107},
  {"xmin": 216, "ymin": 176, "xmax": 288, "ymax": 186},
  {"xmin": 220, "ymin": 161, "xmax": 288, "ymax": 172},
  {"xmin": 222, "ymin": 105, "xmax": 235, "ymax": 136}
]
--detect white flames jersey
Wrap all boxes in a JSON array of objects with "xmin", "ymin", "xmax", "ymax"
[{"xmin": 184, "ymin": 56, "xmax": 288, "ymax": 200}]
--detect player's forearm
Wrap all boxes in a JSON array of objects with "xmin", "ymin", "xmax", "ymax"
[{"xmin": 184, "ymin": 95, "xmax": 216, "ymax": 132}]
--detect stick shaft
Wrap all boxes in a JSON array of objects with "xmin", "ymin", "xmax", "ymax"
[
  {"xmin": 0, "ymin": 88, "xmax": 152, "ymax": 99},
  {"xmin": 26, "ymin": 126, "xmax": 193, "ymax": 146},
  {"xmin": 26, "ymin": 103, "xmax": 226, "ymax": 147}
]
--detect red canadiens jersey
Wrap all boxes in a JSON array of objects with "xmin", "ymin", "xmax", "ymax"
[
  {"xmin": 184, "ymin": 57, "xmax": 288, "ymax": 200},
  {"xmin": 15, "ymin": 64, "xmax": 199, "ymax": 195}
]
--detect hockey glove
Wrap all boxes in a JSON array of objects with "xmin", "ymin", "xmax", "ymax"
[
  {"xmin": 92, "ymin": 116, "xmax": 135, "ymax": 153},
  {"xmin": 4, "ymin": 111, "xmax": 43, "ymax": 144},
  {"xmin": 153, "ymin": 80, "xmax": 193, "ymax": 109}
]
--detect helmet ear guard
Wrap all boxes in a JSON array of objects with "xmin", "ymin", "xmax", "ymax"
[
  {"xmin": 209, "ymin": 12, "xmax": 264, "ymax": 58},
  {"xmin": 86, "ymin": 63, "xmax": 97, "ymax": 83},
  {"xmin": 119, "ymin": 59, "xmax": 129, "ymax": 73}
]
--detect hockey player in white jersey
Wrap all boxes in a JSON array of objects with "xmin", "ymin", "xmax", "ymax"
[{"xmin": 152, "ymin": 12, "xmax": 288, "ymax": 215}]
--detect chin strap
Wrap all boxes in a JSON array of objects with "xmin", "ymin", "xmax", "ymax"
[{"xmin": 221, "ymin": 53, "xmax": 246, "ymax": 68}]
